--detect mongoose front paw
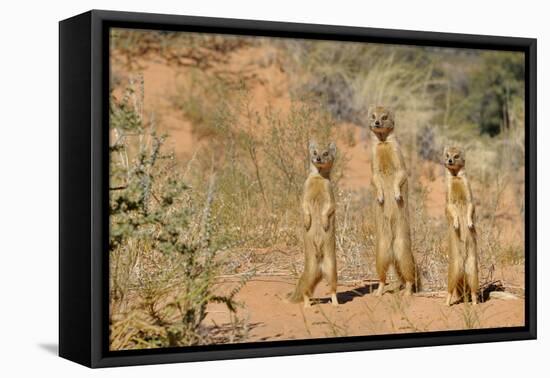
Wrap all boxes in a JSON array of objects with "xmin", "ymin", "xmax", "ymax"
[
  {"xmin": 322, "ymin": 217, "xmax": 330, "ymax": 231},
  {"xmin": 394, "ymin": 191, "xmax": 403, "ymax": 202},
  {"xmin": 304, "ymin": 215, "xmax": 311, "ymax": 230},
  {"xmin": 377, "ymin": 194, "xmax": 384, "ymax": 205},
  {"xmin": 467, "ymin": 221, "xmax": 475, "ymax": 230},
  {"xmin": 453, "ymin": 218, "xmax": 459, "ymax": 230}
]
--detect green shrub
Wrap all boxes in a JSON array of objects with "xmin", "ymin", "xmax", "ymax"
[{"xmin": 109, "ymin": 83, "xmax": 245, "ymax": 350}]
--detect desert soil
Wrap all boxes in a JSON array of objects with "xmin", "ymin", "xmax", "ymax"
[{"xmin": 205, "ymin": 269, "xmax": 524, "ymax": 342}]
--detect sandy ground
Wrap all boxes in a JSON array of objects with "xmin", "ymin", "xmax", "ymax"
[
  {"xmin": 111, "ymin": 40, "xmax": 526, "ymax": 344},
  {"xmin": 205, "ymin": 272, "xmax": 524, "ymax": 342}
]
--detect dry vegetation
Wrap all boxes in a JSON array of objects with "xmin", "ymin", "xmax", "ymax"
[{"xmin": 109, "ymin": 29, "xmax": 526, "ymax": 350}]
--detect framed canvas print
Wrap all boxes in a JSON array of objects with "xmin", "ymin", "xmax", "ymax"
[{"xmin": 59, "ymin": 10, "xmax": 536, "ymax": 368}]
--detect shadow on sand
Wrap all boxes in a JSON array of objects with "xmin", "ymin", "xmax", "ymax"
[{"xmin": 317, "ymin": 282, "xmax": 380, "ymax": 305}]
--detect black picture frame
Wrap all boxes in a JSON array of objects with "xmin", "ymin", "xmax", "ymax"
[{"xmin": 59, "ymin": 9, "xmax": 537, "ymax": 368}]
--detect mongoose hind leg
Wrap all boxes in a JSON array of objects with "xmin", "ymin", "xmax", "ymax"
[
  {"xmin": 446, "ymin": 250, "xmax": 462, "ymax": 306},
  {"xmin": 303, "ymin": 270, "xmax": 322, "ymax": 309},
  {"xmin": 465, "ymin": 253, "xmax": 479, "ymax": 305},
  {"xmin": 375, "ymin": 283, "xmax": 385, "ymax": 297},
  {"xmin": 299, "ymin": 252, "xmax": 322, "ymax": 308},
  {"xmin": 321, "ymin": 251, "xmax": 338, "ymax": 306},
  {"xmin": 375, "ymin": 234, "xmax": 391, "ymax": 297},
  {"xmin": 446, "ymin": 288, "xmax": 458, "ymax": 306},
  {"xmin": 445, "ymin": 292, "xmax": 452, "ymax": 306},
  {"xmin": 303, "ymin": 294, "xmax": 311, "ymax": 308},
  {"xmin": 470, "ymin": 290, "xmax": 478, "ymax": 305}
]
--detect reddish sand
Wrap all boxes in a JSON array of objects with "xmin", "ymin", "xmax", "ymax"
[{"xmin": 206, "ymin": 274, "xmax": 524, "ymax": 342}]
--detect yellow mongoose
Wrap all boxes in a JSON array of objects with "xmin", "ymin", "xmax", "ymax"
[
  {"xmin": 444, "ymin": 146, "xmax": 479, "ymax": 306},
  {"xmin": 368, "ymin": 106, "xmax": 417, "ymax": 296},
  {"xmin": 287, "ymin": 141, "xmax": 338, "ymax": 308}
]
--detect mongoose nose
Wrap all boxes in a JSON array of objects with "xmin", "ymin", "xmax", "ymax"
[
  {"xmin": 374, "ymin": 120, "xmax": 381, "ymax": 126},
  {"xmin": 447, "ymin": 159, "xmax": 453, "ymax": 164},
  {"xmin": 316, "ymin": 157, "xmax": 321, "ymax": 163}
]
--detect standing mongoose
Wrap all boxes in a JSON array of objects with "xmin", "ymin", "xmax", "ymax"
[
  {"xmin": 443, "ymin": 146, "xmax": 479, "ymax": 306},
  {"xmin": 368, "ymin": 106, "xmax": 417, "ymax": 296},
  {"xmin": 287, "ymin": 141, "xmax": 338, "ymax": 308}
]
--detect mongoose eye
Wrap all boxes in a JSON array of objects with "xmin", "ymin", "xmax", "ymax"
[
  {"xmin": 454, "ymin": 154, "xmax": 459, "ymax": 159},
  {"xmin": 323, "ymin": 151, "xmax": 329, "ymax": 157},
  {"xmin": 371, "ymin": 114, "xmax": 376, "ymax": 119},
  {"xmin": 313, "ymin": 150, "xmax": 317, "ymax": 155},
  {"xmin": 381, "ymin": 114, "xmax": 388, "ymax": 121}
]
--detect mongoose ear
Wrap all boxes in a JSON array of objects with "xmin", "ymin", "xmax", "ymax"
[
  {"xmin": 328, "ymin": 142, "xmax": 337, "ymax": 156},
  {"xmin": 443, "ymin": 146, "xmax": 449, "ymax": 156},
  {"xmin": 309, "ymin": 140, "xmax": 318, "ymax": 152}
]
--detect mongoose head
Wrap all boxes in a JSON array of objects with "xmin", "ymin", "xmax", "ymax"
[
  {"xmin": 309, "ymin": 140, "xmax": 336, "ymax": 173},
  {"xmin": 368, "ymin": 105, "xmax": 395, "ymax": 141},
  {"xmin": 443, "ymin": 146, "xmax": 465, "ymax": 175}
]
